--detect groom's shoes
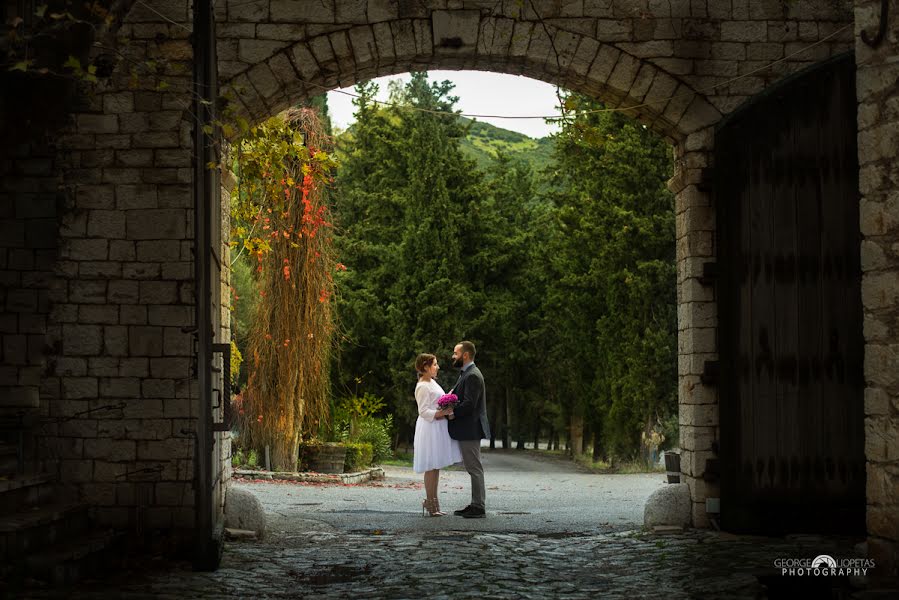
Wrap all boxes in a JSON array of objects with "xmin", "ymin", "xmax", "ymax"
[
  {"xmin": 453, "ymin": 505, "xmax": 472, "ymax": 516},
  {"xmin": 460, "ymin": 506, "xmax": 486, "ymax": 519}
]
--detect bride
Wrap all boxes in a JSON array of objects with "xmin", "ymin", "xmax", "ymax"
[{"xmin": 413, "ymin": 353, "xmax": 462, "ymax": 516}]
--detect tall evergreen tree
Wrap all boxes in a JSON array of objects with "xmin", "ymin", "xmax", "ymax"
[
  {"xmin": 541, "ymin": 94, "xmax": 677, "ymax": 460},
  {"xmin": 333, "ymin": 74, "xmax": 485, "ymax": 439}
]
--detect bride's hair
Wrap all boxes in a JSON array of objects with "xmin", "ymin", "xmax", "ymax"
[{"xmin": 415, "ymin": 353, "xmax": 436, "ymax": 374}]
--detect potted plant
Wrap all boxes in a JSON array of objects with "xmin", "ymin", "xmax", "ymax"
[{"xmin": 298, "ymin": 439, "xmax": 347, "ymax": 474}]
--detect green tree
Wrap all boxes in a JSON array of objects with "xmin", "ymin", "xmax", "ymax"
[
  {"xmin": 333, "ymin": 74, "xmax": 485, "ymax": 440},
  {"xmin": 541, "ymin": 93, "xmax": 677, "ymax": 461}
]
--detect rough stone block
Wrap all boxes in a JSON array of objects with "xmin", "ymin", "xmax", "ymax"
[
  {"xmin": 136, "ymin": 241, "xmax": 182, "ymax": 263},
  {"xmin": 65, "ymin": 239, "xmax": 108, "ymax": 261},
  {"xmin": 87, "ymin": 210, "xmax": 127, "ymax": 239},
  {"xmin": 390, "ymin": 19, "xmax": 417, "ymax": 60},
  {"xmin": 108, "ymin": 280, "xmax": 139, "ymax": 304},
  {"xmin": 148, "ymin": 305, "xmax": 192, "ymax": 327},
  {"xmin": 679, "ymin": 403, "xmax": 719, "ymax": 428},
  {"xmin": 123, "ymin": 263, "xmax": 161, "ymax": 280},
  {"xmin": 159, "ymin": 397, "xmax": 190, "ymax": 419},
  {"xmin": 432, "ymin": 10, "xmax": 480, "ymax": 53},
  {"xmin": 862, "ymin": 272, "xmax": 899, "ymax": 311},
  {"xmin": 151, "ymin": 357, "xmax": 189, "ymax": 379},
  {"xmin": 58, "ymin": 416, "xmax": 98, "ymax": 437},
  {"xmin": 78, "ymin": 305, "xmax": 119, "ymax": 325},
  {"xmin": 88, "ymin": 357, "xmax": 119, "ymax": 378},
  {"xmin": 347, "ymin": 25, "xmax": 377, "ymax": 67},
  {"xmin": 70, "ymin": 281, "xmax": 108, "ymax": 304},
  {"xmin": 84, "ymin": 439, "xmax": 137, "ymax": 462},
  {"xmin": 680, "ymin": 424, "xmax": 717, "ymax": 452},
  {"xmin": 142, "ymin": 379, "xmax": 176, "ymax": 398},
  {"xmin": 100, "ymin": 377, "xmax": 141, "ymax": 398},
  {"xmin": 78, "ymin": 115, "xmax": 119, "ymax": 134},
  {"xmin": 133, "ymin": 132, "xmax": 180, "ymax": 148},
  {"xmin": 595, "ymin": 19, "xmax": 632, "ymax": 41},
  {"xmin": 56, "ymin": 358, "xmax": 87, "ymax": 377},
  {"xmin": 157, "ymin": 185, "xmax": 192, "ymax": 208},
  {"xmin": 139, "ymin": 282, "xmax": 178, "ymax": 304},
  {"xmin": 75, "ymin": 185, "xmax": 115, "ymax": 209},
  {"xmin": 129, "ymin": 326, "xmax": 163, "ymax": 357},
  {"xmin": 120, "ymin": 305, "xmax": 148, "ymax": 325},
  {"xmin": 720, "ymin": 20, "xmax": 767, "ymax": 41},
  {"xmin": 289, "ymin": 43, "xmax": 321, "ymax": 81},
  {"xmin": 62, "ymin": 377, "xmax": 98, "ymax": 400},
  {"xmin": 163, "ymin": 327, "xmax": 192, "ymax": 356},
  {"xmin": 137, "ymin": 438, "xmax": 190, "ymax": 461},
  {"xmin": 126, "ymin": 210, "xmax": 186, "ymax": 240},
  {"xmin": 104, "ymin": 325, "xmax": 129, "ymax": 357},
  {"xmin": 273, "ymin": 0, "xmax": 334, "ymax": 22},
  {"xmin": 161, "ymin": 262, "xmax": 191, "ymax": 280},
  {"xmin": 119, "ymin": 358, "xmax": 150, "ymax": 378}
]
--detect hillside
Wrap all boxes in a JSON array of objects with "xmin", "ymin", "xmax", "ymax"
[
  {"xmin": 458, "ymin": 117, "xmax": 555, "ymax": 174},
  {"xmin": 335, "ymin": 115, "xmax": 555, "ymax": 177}
]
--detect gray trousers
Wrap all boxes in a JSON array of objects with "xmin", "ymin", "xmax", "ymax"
[{"xmin": 458, "ymin": 440, "xmax": 485, "ymax": 509}]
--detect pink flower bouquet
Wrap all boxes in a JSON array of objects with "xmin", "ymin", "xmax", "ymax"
[{"xmin": 437, "ymin": 393, "xmax": 458, "ymax": 410}]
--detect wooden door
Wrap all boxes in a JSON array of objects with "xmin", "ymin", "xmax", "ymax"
[{"xmin": 716, "ymin": 54, "xmax": 865, "ymax": 534}]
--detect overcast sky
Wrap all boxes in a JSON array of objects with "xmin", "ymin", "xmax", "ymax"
[{"xmin": 327, "ymin": 71, "xmax": 563, "ymax": 139}]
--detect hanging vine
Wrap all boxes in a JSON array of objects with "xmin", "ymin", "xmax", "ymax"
[{"xmin": 230, "ymin": 107, "xmax": 339, "ymax": 470}]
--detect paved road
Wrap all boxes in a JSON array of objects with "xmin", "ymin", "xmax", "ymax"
[
  {"xmin": 34, "ymin": 450, "xmax": 883, "ymax": 599},
  {"xmin": 248, "ymin": 449, "xmax": 666, "ymax": 537}
]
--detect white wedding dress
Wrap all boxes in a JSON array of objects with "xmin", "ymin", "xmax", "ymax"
[{"xmin": 412, "ymin": 379, "xmax": 462, "ymax": 473}]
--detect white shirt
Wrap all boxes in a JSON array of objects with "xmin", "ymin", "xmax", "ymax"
[{"xmin": 414, "ymin": 379, "xmax": 445, "ymax": 422}]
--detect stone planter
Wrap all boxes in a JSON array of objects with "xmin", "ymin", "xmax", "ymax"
[{"xmin": 305, "ymin": 442, "xmax": 347, "ymax": 474}]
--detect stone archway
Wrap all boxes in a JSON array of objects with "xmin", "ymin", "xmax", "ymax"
[
  {"xmin": 204, "ymin": 2, "xmax": 853, "ymax": 529},
  {"xmin": 214, "ymin": 4, "xmax": 741, "ymax": 527}
]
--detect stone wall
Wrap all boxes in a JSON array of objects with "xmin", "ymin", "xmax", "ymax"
[
  {"xmin": 0, "ymin": 139, "xmax": 59, "ymax": 435},
  {"xmin": 855, "ymin": 0, "xmax": 899, "ymax": 578},
  {"xmin": 669, "ymin": 129, "xmax": 717, "ymax": 528},
  {"xmin": 40, "ymin": 0, "xmax": 199, "ymax": 531}
]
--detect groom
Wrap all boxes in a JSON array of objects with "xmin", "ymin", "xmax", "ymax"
[{"xmin": 447, "ymin": 341, "xmax": 490, "ymax": 518}]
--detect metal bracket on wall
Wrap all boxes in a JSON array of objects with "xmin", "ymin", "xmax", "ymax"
[
  {"xmin": 211, "ymin": 342, "xmax": 232, "ymax": 432},
  {"xmin": 861, "ymin": 0, "xmax": 889, "ymax": 47}
]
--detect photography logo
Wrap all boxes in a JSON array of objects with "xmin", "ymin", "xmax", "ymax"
[{"xmin": 774, "ymin": 554, "xmax": 875, "ymax": 577}]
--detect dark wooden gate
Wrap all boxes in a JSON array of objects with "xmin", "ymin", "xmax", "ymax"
[{"xmin": 716, "ymin": 54, "xmax": 865, "ymax": 534}]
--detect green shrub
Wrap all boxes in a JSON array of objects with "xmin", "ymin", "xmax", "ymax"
[
  {"xmin": 353, "ymin": 415, "xmax": 393, "ymax": 464},
  {"xmin": 343, "ymin": 442, "xmax": 374, "ymax": 472}
]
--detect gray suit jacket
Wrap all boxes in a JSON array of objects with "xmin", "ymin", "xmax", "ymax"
[{"xmin": 447, "ymin": 364, "xmax": 490, "ymax": 441}]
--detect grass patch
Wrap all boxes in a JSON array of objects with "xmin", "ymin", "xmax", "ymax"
[
  {"xmin": 380, "ymin": 451, "xmax": 413, "ymax": 467},
  {"xmin": 535, "ymin": 448, "xmax": 666, "ymax": 474}
]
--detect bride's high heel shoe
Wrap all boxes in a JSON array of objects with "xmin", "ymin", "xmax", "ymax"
[{"xmin": 422, "ymin": 498, "xmax": 445, "ymax": 517}]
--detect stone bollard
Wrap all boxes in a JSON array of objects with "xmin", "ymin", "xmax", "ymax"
[
  {"xmin": 643, "ymin": 482, "xmax": 691, "ymax": 529},
  {"xmin": 224, "ymin": 485, "xmax": 266, "ymax": 540}
]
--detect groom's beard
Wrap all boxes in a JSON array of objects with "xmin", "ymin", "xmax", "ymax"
[{"xmin": 453, "ymin": 358, "xmax": 463, "ymax": 369}]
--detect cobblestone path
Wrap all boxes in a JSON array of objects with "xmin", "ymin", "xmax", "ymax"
[
  {"xmin": 20, "ymin": 452, "xmax": 891, "ymax": 599},
  {"xmin": 36, "ymin": 528, "xmax": 874, "ymax": 599}
]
